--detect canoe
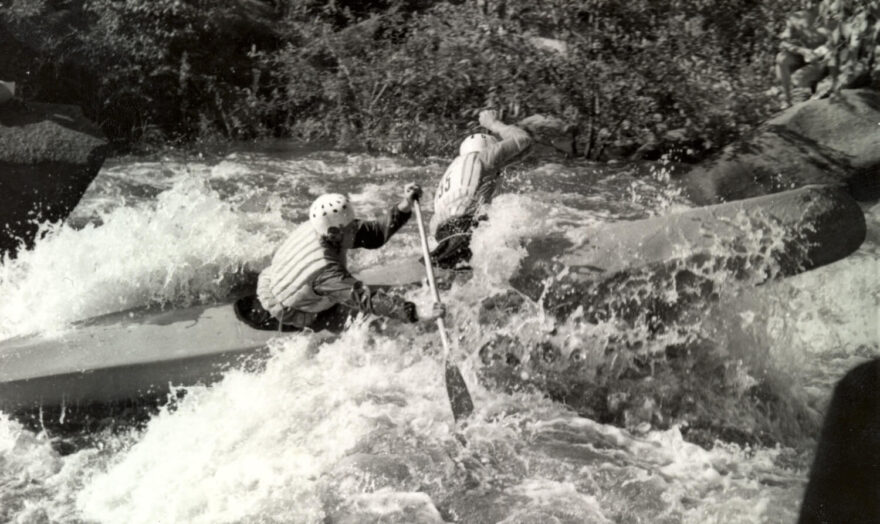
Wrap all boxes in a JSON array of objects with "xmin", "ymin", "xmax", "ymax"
[
  {"xmin": 0, "ymin": 259, "xmax": 439, "ymax": 414},
  {"xmin": 0, "ymin": 303, "xmax": 274, "ymax": 413},
  {"xmin": 3, "ymin": 185, "xmax": 863, "ymax": 413},
  {"xmin": 510, "ymin": 185, "xmax": 866, "ymax": 322}
]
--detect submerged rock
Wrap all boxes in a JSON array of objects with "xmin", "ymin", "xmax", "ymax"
[
  {"xmin": 0, "ymin": 101, "xmax": 108, "ymax": 257},
  {"xmin": 678, "ymin": 88, "xmax": 880, "ymax": 204}
]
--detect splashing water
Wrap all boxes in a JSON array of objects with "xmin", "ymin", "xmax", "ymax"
[
  {"xmin": 0, "ymin": 146, "xmax": 876, "ymax": 523},
  {"xmin": 0, "ymin": 176, "xmax": 281, "ymax": 340},
  {"xmin": 63, "ymin": 327, "xmax": 802, "ymax": 523}
]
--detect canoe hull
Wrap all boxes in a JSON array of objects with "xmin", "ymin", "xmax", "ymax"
[{"xmin": 0, "ymin": 303, "xmax": 275, "ymax": 413}]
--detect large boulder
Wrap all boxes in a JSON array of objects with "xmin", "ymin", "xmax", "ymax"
[
  {"xmin": 677, "ymin": 89, "xmax": 880, "ymax": 204},
  {"xmin": 510, "ymin": 185, "xmax": 865, "ymax": 324},
  {"xmin": 799, "ymin": 358, "xmax": 880, "ymax": 524},
  {"xmin": 0, "ymin": 101, "xmax": 109, "ymax": 257}
]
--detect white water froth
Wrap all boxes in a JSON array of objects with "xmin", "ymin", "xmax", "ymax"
[
  {"xmin": 0, "ymin": 177, "xmax": 281, "ymax": 340},
  {"xmin": 65, "ymin": 321, "xmax": 804, "ymax": 523},
  {"xmin": 1, "ymin": 150, "xmax": 874, "ymax": 523},
  {"xmin": 76, "ymin": 325, "xmax": 457, "ymax": 523}
]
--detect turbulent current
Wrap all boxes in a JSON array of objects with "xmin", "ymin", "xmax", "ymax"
[{"xmin": 1, "ymin": 144, "xmax": 877, "ymax": 523}]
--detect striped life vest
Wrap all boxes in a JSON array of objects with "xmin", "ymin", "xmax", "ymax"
[
  {"xmin": 430, "ymin": 152, "xmax": 485, "ymax": 235},
  {"xmin": 257, "ymin": 222, "xmax": 334, "ymax": 317}
]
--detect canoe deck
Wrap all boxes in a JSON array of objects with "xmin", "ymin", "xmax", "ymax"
[
  {"xmin": 0, "ymin": 302, "xmax": 278, "ymax": 412},
  {"xmin": 0, "ymin": 257, "xmax": 450, "ymax": 414}
]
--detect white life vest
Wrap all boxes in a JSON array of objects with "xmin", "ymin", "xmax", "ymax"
[
  {"xmin": 257, "ymin": 222, "xmax": 334, "ymax": 317},
  {"xmin": 430, "ymin": 152, "xmax": 484, "ymax": 235}
]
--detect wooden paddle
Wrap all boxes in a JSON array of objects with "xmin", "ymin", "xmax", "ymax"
[{"xmin": 412, "ymin": 200, "xmax": 474, "ymax": 423}]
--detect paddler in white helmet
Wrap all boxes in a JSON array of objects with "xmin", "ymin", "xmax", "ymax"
[
  {"xmin": 428, "ymin": 109, "xmax": 534, "ymax": 269},
  {"xmin": 236, "ymin": 183, "xmax": 445, "ymax": 332}
]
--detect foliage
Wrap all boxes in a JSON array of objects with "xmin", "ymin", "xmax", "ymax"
[
  {"xmin": 4, "ymin": 0, "xmax": 874, "ymax": 158},
  {"xmin": 270, "ymin": 0, "xmax": 800, "ymax": 158},
  {"xmin": 818, "ymin": 0, "xmax": 880, "ymax": 90},
  {"xmin": 2, "ymin": 0, "xmax": 280, "ymax": 146}
]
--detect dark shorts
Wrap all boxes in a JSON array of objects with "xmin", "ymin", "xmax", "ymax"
[
  {"xmin": 429, "ymin": 215, "xmax": 485, "ymax": 270},
  {"xmin": 234, "ymin": 295, "xmax": 355, "ymax": 334}
]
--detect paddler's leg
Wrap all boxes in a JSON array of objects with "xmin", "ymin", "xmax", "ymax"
[
  {"xmin": 302, "ymin": 299, "xmax": 413, "ymax": 336},
  {"xmin": 307, "ymin": 289, "xmax": 420, "ymax": 334},
  {"xmin": 429, "ymin": 215, "xmax": 482, "ymax": 270},
  {"xmin": 308, "ymin": 303, "xmax": 356, "ymax": 334},
  {"xmin": 430, "ymin": 235, "xmax": 472, "ymax": 269},
  {"xmin": 234, "ymin": 295, "xmax": 303, "ymax": 332},
  {"xmin": 234, "ymin": 294, "xmax": 278, "ymax": 330}
]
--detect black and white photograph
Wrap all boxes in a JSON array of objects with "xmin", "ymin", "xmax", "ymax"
[{"xmin": 1, "ymin": 0, "xmax": 878, "ymax": 522}]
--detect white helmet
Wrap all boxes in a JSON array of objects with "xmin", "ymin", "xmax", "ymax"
[
  {"xmin": 309, "ymin": 193, "xmax": 355, "ymax": 236},
  {"xmin": 459, "ymin": 133, "xmax": 497, "ymax": 156}
]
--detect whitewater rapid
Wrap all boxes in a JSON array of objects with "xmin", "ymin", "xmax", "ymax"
[{"xmin": 1, "ymin": 146, "xmax": 877, "ymax": 523}]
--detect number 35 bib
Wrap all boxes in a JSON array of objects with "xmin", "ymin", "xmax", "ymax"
[{"xmin": 430, "ymin": 152, "xmax": 485, "ymax": 235}]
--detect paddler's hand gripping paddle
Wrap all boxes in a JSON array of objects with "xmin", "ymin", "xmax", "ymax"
[{"xmin": 412, "ymin": 199, "xmax": 474, "ymax": 423}]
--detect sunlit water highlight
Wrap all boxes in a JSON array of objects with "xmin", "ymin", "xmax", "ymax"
[{"xmin": 0, "ymin": 146, "xmax": 877, "ymax": 523}]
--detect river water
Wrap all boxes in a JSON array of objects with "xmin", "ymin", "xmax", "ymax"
[{"xmin": 1, "ymin": 143, "xmax": 877, "ymax": 523}]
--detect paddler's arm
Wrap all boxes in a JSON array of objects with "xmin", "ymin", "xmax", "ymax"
[
  {"xmin": 353, "ymin": 183, "xmax": 423, "ymax": 248},
  {"xmin": 311, "ymin": 264, "xmax": 443, "ymax": 323},
  {"xmin": 478, "ymin": 110, "xmax": 533, "ymax": 172}
]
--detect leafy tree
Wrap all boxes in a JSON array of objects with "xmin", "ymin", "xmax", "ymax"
[
  {"xmin": 818, "ymin": 0, "xmax": 880, "ymax": 91},
  {"xmin": 7, "ymin": 0, "xmax": 874, "ymax": 158}
]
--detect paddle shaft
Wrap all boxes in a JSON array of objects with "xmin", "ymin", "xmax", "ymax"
[
  {"xmin": 411, "ymin": 199, "xmax": 473, "ymax": 422},
  {"xmin": 411, "ymin": 202, "xmax": 452, "ymax": 357}
]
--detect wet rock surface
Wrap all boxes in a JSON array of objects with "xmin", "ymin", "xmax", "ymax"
[
  {"xmin": 678, "ymin": 89, "xmax": 880, "ymax": 204},
  {"xmin": 511, "ymin": 186, "xmax": 865, "ymax": 323},
  {"xmin": 0, "ymin": 100, "xmax": 108, "ymax": 257}
]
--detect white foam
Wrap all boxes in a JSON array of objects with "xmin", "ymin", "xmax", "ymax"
[
  {"xmin": 0, "ymin": 177, "xmax": 281, "ymax": 339},
  {"xmin": 76, "ymin": 325, "xmax": 459, "ymax": 523},
  {"xmin": 470, "ymin": 194, "xmax": 554, "ymax": 285},
  {"xmin": 1, "ymin": 149, "xmax": 872, "ymax": 524}
]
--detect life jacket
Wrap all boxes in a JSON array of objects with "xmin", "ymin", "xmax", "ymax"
[
  {"xmin": 257, "ymin": 222, "xmax": 334, "ymax": 317},
  {"xmin": 430, "ymin": 152, "xmax": 485, "ymax": 235}
]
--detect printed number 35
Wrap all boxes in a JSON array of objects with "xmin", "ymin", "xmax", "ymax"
[{"xmin": 439, "ymin": 173, "xmax": 452, "ymax": 197}]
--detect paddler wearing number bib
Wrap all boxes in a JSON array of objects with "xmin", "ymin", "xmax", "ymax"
[
  {"xmin": 429, "ymin": 110, "xmax": 533, "ymax": 269},
  {"xmin": 237, "ymin": 183, "xmax": 445, "ymax": 332}
]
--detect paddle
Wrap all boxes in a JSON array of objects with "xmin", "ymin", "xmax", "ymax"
[{"xmin": 412, "ymin": 199, "xmax": 474, "ymax": 423}]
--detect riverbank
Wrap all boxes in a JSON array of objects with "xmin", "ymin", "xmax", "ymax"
[{"xmin": 2, "ymin": 0, "xmax": 800, "ymax": 160}]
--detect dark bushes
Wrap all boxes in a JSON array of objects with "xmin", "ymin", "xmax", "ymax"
[
  {"xmin": 269, "ymin": 0, "xmax": 799, "ymax": 159},
  {"xmin": 9, "ymin": 0, "xmax": 872, "ymax": 159}
]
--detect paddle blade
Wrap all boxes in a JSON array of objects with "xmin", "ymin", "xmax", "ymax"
[{"xmin": 445, "ymin": 362, "xmax": 474, "ymax": 422}]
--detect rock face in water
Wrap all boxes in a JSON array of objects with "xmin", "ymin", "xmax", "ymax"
[
  {"xmin": 510, "ymin": 185, "xmax": 865, "ymax": 324},
  {"xmin": 487, "ymin": 185, "xmax": 865, "ymax": 448},
  {"xmin": 0, "ymin": 101, "xmax": 108, "ymax": 257},
  {"xmin": 799, "ymin": 358, "xmax": 880, "ymax": 524},
  {"xmin": 678, "ymin": 89, "xmax": 880, "ymax": 204}
]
